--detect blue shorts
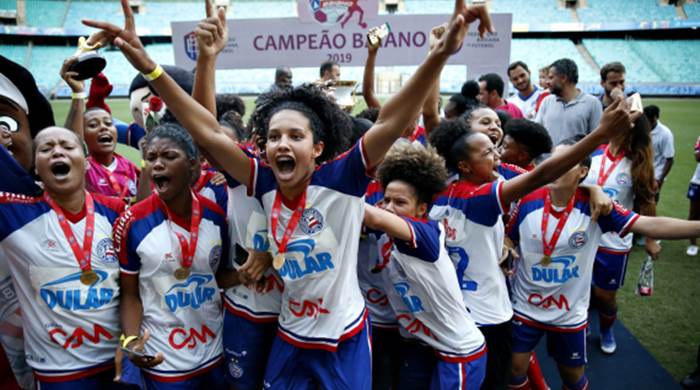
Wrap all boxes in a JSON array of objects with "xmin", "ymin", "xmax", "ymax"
[
  {"xmin": 223, "ymin": 310, "xmax": 277, "ymax": 390},
  {"xmin": 593, "ymin": 249, "xmax": 629, "ymax": 290},
  {"xmin": 688, "ymin": 183, "xmax": 700, "ymax": 201},
  {"xmin": 512, "ymin": 320, "xmax": 587, "ymax": 367},
  {"xmin": 36, "ymin": 365, "xmax": 134, "ymax": 390},
  {"xmin": 262, "ymin": 318, "xmax": 372, "ymax": 390},
  {"xmin": 143, "ymin": 364, "xmax": 226, "ymax": 390},
  {"xmin": 397, "ymin": 338, "xmax": 486, "ymax": 390}
]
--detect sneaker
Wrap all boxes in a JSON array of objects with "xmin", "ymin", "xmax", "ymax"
[
  {"xmin": 681, "ymin": 368, "xmax": 700, "ymax": 389},
  {"xmin": 600, "ymin": 328, "xmax": 617, "ymax": 354},
  {"xmin": 687, "ymin": 245, "xmax": 699, "ymax": 256}
]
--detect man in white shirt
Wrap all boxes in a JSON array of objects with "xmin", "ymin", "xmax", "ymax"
[
  {"xmin": 645, "ymin": 105, "xmax": 675, "ymax": 200},
  {"xmin": 508, "ymin": 61, "xmax": 543, "ymax": 119}
]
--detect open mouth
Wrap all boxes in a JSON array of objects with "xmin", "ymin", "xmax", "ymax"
[
  {"xmin": 97, "ymin": 133, "xmax": 114, "ymax": 146},
  {"xmin": 275, "ymin": 155, "xmax": 296, "ymax": 175},
  {"xmin": 152, "ymin": 173, "xmax": 171, "ymax": 191},
  {"xmin": 50, "ymin": 161, "xmax": 71, "ymax": 179}
]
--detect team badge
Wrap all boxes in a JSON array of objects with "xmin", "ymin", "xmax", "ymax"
[
  {"xmin": 300, "ymin": 208, "xmax": 324, "ymax": 235},
  {"xmin": 568, "ymin": 231, "xmax": 587, "ymax": 249},
  {"xmin": 228, "ymin": 359, "xmax": 244, "ymax": 379},
  {"xmin": 209, "ymin": 244, "xmax": 222, "ymax": 270},
  {"xmin": 96, "ymin": 237, "xmax": 117, "ymax": 263},
  {"xmin": 616, "ymin": 172, "xmax": 632, "ymax": 186},
  {"xmin": 184, "ymin": 31, "xmax": 198, "ymax": 61}
]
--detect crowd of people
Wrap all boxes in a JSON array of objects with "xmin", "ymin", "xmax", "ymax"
[{"xmin": 0, "ymin": 0, "xmax": 698, "ymax": 389}]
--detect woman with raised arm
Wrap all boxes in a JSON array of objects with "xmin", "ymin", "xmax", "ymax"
[{"xmin": 84, "ymin": 1, "xmax": 493, "ymax": 387}]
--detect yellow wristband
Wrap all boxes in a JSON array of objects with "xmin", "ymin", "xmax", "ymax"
[
  {"xmin": 140, "ymin": 159, "xmax": 146, "ymax": 168},
  {"xmin": 71, "ymin": 91, "xmax": 86, "ymax": 100},
  {"xmin": 120, "ymin": 334, "xmax": 139, "ymax": 349},
  {"xmin": 142, "ymin": 64, "xmax": 164, "ymax": 82}
]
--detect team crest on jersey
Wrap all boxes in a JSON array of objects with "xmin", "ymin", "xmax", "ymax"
[
  {"xmin": 300, "ymin": 208, "xmax": 324, "ymax": 235},
  {"xmin": 616, "ymin": 172, "xmax": 632, "ymax": 186},
  {"xmin": 209, "ymin": 244, "xmax": 222, "ymax": 270},
  {"xmin": 96, "ymin": 238, "xmax": 117, "ymax": 263},
  {"xmin": 568, "ymin": 231, "xmax": 588, "ymax": 249}
]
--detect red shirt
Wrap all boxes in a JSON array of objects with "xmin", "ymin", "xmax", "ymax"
[{"xmin": 496, "ymin": 100, "xmax": 524, "ymax": 119}]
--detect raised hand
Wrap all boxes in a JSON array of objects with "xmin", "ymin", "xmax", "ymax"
[
  {"xmin": 59, "ymin": 56, "xmax": 84, "ymax": 92},
  {"xmin": 432, "ymin": 0, "xmax": 494, "ymax": 57},
  {"xmin": 196, "ymin": 0, "xmax": 229, "ymax": 59},
  {"xmin": 82, "ymin": 0, "xmax": 156, "ymax": 74}
]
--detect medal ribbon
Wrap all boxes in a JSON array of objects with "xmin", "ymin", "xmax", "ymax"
[
  {"xmin": 158, "ymin": 192, "xmax": 201, "ymax": 269},
  {"xmin": 541, "ymin": 190, "xmax": 575, "ymax": 257},
  {"xmin": 90, "ymin": 157, "xmax": 130, "ymax": 198},
  {"xmin": 44, "ymin": 191, "xmax": 95, "ymax": 272},
  {"xmin": 596, "ymin": 145, "xmax": 625, "ymax": 186},
  {"xmin": 270, "ymin": 189, "xmax": 307, "ymax": 255}
]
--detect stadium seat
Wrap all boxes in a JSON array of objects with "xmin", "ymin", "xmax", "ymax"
[
  {"xmin": 582, "ymin": 39, "xmax": 662, "ymax": 83},
  {"xmin": 510, "ymin": 38, "xmax": 598, "ymax": 83},
  {"xmin": 577, "ymin": 0, "xmax": 677, "ymax": 24}
]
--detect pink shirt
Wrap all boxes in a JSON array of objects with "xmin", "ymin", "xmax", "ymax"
[
  {"xmin": 496, "ymin": 100, "xmax": 524, "ymax": 119},
  {"xmin": 85, "ymin": 154, "xmax": 139, "ymax": 199}
]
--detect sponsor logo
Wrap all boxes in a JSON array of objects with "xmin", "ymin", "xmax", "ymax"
[
  {"xmin": 253, "ymin": 229, "xmax": 270, "ymax": 252},
  {"xmin": 568, "ymin": 232, "xmax": 588, "ymax": 249},
  {"xmin": 527, "ymin": 293, "xmax": 570, "ymax": 311},
  {"xmin": 305, "ymin": 0, "xmax": 367, "ymax": 28},
  {"xmin": 393, "ymin": 282, "xmax": 424, "ymax": 313},
  {"xmin": 616, "ymin": 172, "xmax": 632, "ymax": 186},
  {"xmin": 96, "ymin": 237, "xmax": 117, "ymax": 263},
  {"xmin": 168, "ymin": 325, "xmax": 216, "ymax": 349},
  {"xmin": 288, "ymin": 298, "xmax": 330, "ymax": 318},
  {"xmin": 48, "ymin": 324, "xmax": 113, "ymax": 349},
  {"xmin": 532, "ymin": 256, "xmax": 580, "ymax": 284},
  {"xmin": 396, "ymin": 313, "xmax": 434, "ymax": 338},
  {"xmin": 164, "ymin": 274, "xmax": 217, "ymax": 312},
  {"xmin": 277, "ymin": 239, "xmax": 334, "ymax": 280},
  {"xmin": 366, "ymin": 288, "xmax": 388, "ymax": 306},
  {"xmin": 184, "ymin": 31, "xmax": 198, "ymax": 61},
  {"xmin": 602, "ymin": 187, "xmax": 619, "ymax": 199},
  {"xmin": 40, "ymin": 270, "xmax": 115, "ymax": 311},
  {"xmin": 300, "ymin": 208, "xmax": 324, "ymax": 235}
]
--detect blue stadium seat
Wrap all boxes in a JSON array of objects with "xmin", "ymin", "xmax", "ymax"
[
  {"xmin": 577, "ymin": 0, "xmax": 677, "ymax": 23},
  {"xmin": 630, "ymin": 40, "xmax": 700, "ymax": 82},
  {"xmin": 510, "ymin": 38, "xmax": 598, "ymax": 82},
  {"xmin": 0, "ymin": 0, "xmax": 16, "ymax": 10},
  {"xmin": 582, "ymin": 39, "xmax": 662, "ymax": 82},
  {"xmin": 0, "ymin": 44, "xmax": 27, "ymax": 66},
  {"xmin": 25, "ymin": 0, "xmax": 67, "ymax": 27},
  {"xmin": 401, "ymin": 0, "xmax": 571, "ymax": 24}
]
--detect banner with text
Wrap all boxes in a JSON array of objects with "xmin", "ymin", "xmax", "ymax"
[{"xmin": 172, "ymin": 13, "xmax": 512, "ymax": 79}]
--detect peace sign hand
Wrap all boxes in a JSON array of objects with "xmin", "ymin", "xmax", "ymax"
[
  {"xmin": 82, "ymin": 0, "xmax": 157, "ymax": 74},
  {"xmin": 196, "ymin": 0, "xmax": 229, "ymax": 59}
]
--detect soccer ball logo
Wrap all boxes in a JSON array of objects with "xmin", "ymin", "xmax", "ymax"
[{"xmin": 308, "ymin": 0, "xmax": 367, "ymax": 28}]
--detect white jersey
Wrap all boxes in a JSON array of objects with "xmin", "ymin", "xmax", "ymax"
[
  {"xmin": 357, "ymin": 181, "xmax": 396, "ymax": 328},
  {"xmin": 429, "ymin": 180, "xmax": 513, "ymax": 326},
  {"xmin": 510, "ymin": 85, "xmax": 544, "ymax": 119},
  {"xmin": 0, "ymin": 192, "xmax": 124, "ymax": 381},
  {"xmin": 582, "ymin": 144, "xmax": 635, "ymax": 252},
  {"xmin": 223, "ymin": 182, "xmax": 283, "ymax": 322},
  {"xmin": 507, "ymin": 188, "xmax": 638, "ymax": 329},
  {"xmin": 650, "ymin": 121, "xmax": 675, "ymax": 181},
  {"xmin": 378, "ymin": 219, "xmax": 486, "ymax": 361},
  {"xmin": 115, "ymin": 193, "xmax": 226, "ymax": 381},
  {"xmin": 249, "ymin": 140, "xmax": 371, "ymax": 350}
]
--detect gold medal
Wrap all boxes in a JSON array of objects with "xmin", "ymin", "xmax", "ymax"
[
  {"xmin": 272, "ymin": 253, "xmax": 286, "ymax": 270},
  {"xmin": 174, "ymin": 267, "xmax": 191, "ymax": 280},
  {"xmin": 541, "ymin": 255, "xmax": 552, "ymax": 266},
  {"xmin": 80, "ymin": 270, "xmax": 99, "ymax": 285}
]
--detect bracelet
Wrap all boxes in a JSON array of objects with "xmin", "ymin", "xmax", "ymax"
[
  {"xmin": 120, "ymin": 334, "xmax": 139, "ymax": 349},
  {"xmin": 71, "ymin": 91, "xmax": 86, "ymax": 100},
  {"xmin": 142, "ymin": 64, "xmax": 164, "ymax": 82}
]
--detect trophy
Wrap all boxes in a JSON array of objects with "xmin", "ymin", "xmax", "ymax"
[
  {"xmin": 69, "ymin": 36, "xmax": 107, "ymax": 81},
  {"xmin": 329, "ymin": 80, "xmax": 359, "ymax": 111}
]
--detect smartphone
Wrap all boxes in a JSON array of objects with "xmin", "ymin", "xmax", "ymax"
[{"xmin": 120, "ymin": 346, "xmax": 156, "ymax": 361}]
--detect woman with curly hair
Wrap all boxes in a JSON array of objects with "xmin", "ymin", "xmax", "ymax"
[
  {"xmin": 84, "ymin": 0, "xmax": 494, "ymax": 387},
  {"xmin": 363, "ymin": 141, "xmax": 488, "ymax": 389},
  {"xmin": 428, "ymin": 98, "xmax": 634, "ymax": 389},
  {"xmin": 581, "ymin": 115, "xmax": 659, "ymax": 355}
]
